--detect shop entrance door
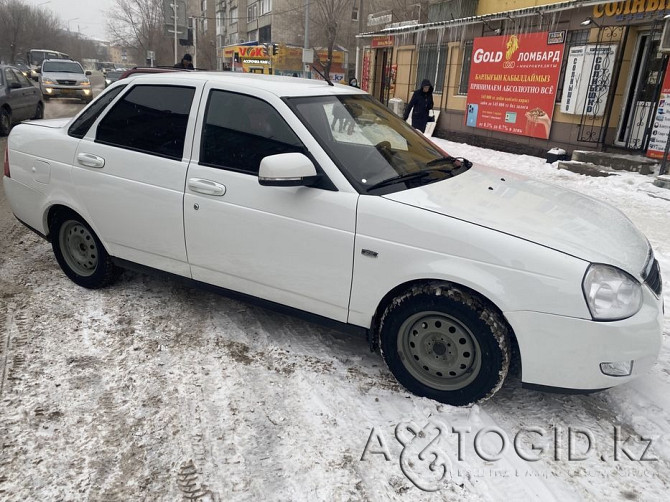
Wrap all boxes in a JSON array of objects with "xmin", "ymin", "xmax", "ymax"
[
  {"xmin": 616, "ymin": 30, "xmax": 666, "ymax": 150},
  {"xmin": 373, "ymin": 48, "xmax": 393, "ymax": 105}
]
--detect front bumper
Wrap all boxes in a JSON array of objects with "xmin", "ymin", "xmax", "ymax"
[
  {"xmin": 42, "ymin": 86, "xmax": 91, "ymax": 99},
  {"xmin": 506, "ymin": 288, "xmax": 663, "ymax": 390}
]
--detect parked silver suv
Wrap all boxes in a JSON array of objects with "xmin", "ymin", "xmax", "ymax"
[{"xmin": 38, "ymin": 59, "xmax": 92, "ymax": 103}]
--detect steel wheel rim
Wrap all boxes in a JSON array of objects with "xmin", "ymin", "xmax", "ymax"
[
  {"xmin": 397, "ymin": 311, "xmax": 482, "ymax": 391},
  {"xmin": 59, "ymin": 220, "xmax": 98, "ymax": 277}
]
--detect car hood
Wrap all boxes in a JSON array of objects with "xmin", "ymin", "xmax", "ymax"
[{"xmin": 383, "ymin": 164, "xmax": 650, "ymax": 275}]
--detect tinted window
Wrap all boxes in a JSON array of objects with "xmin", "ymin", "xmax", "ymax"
[
  {"xmin": 96, "ymin": 85, "xmax": 195, "ymax": 160},
  {"xmin": 69, "ymin": 85, "xmax": 127, "ymax": 139},
  {"xmin": 201, "ymin": 90, "xmax": 304, "ymax": 175}
]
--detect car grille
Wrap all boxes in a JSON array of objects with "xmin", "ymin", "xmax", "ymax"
[
  {"xmin": 642, "ymin": 256, "xmax": 662, "ymax": 296},
  {"xmin": 57, "ymin": 80, "xmax": 76, "ymax": 85}
]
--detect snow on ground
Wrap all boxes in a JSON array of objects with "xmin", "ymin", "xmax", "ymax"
[{"xmin": 0, "ymin": 137, "xmax": 669, "ymax": 501}]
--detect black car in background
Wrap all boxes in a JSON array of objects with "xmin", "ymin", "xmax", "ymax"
[
  {"xmin": 0, "ymin": 64, "xmax": 44, "ymax": 136},
  {"xmin": 104, "ymin": 69, "xmax": 125, "ymax": 87}
]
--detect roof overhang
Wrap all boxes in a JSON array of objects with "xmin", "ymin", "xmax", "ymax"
[{"xmin": 357, "ymin": 0, "xmax": 611, "ymax": 38}]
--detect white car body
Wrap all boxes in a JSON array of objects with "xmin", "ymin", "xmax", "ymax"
[{"xmin": 2, "ymin": 72, "xmax": 664, "ymax": 402}]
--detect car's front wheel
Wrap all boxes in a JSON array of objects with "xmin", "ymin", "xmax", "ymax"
[
  {"xmin": 33, "ymin": 102, "xmax": 44, "ymax": 120},
  {"xmin": 379, "ymin": 283, "xmax": 510, "ymax": 406},
  {"xmin": 0, "ymin": 107, "xmax": 11, "ymax": 136},
  {"xmin": 50, "ymin": 210, "xmax": 118, "ymax": 289}
]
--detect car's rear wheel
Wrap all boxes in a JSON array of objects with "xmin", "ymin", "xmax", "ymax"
[
  {"xmin": 0, "ymin": 107, "xmax": 11, "ymax": 136},
  {"xmin": 379, "ymin": 283, "xmax": 510, "ymax": 406},
  {"xmin": 33, "ymin": 102, "xmax": 44, "ymax": 120},
  {"xmin": 51, "ymin": 211, "xmax": 118, "ymax": 289}
]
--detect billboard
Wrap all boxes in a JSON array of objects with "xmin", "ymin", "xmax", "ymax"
[{"xmin": 465, "ymin": 31, "xmax": 565, "ymax": 139}]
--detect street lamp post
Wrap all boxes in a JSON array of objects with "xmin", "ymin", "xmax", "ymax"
[{"xmin": 67, "ymin": 17, "xmax": 79, "ymax": 32}]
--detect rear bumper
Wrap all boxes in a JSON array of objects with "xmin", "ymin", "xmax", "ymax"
[
  {"xmin": 506, "ymin": 289, "xmax": 664, "ymax": 390},
  {"xmin": 3, "ymin": 176, "xmax": 48, "ymax": 236}
]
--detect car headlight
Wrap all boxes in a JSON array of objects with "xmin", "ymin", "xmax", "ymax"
[
  {"xmin": 41, "ymin": 78, "xmax": 55, "ymax": 85},
  {"xmin": 582, "ymin": 264, "xmax": 642, "ymax": 320},
  {"xmin": 105, "ymin": 79, "xmax": 111, "ymax": 84}
]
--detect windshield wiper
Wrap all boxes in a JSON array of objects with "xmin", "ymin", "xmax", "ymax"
[
  {"xmin": 426, "ymin": 156, "xmax": 473, "ymax": 168},
  {"xmin": 365, "ymin": 167, "xmax": 453, "ymax": 192}
]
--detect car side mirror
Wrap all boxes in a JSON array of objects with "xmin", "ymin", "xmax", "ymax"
[
  {"xmin": 85, "ymin": 71, "xmax": 92, "ymax": 76},
  {"xmin": 9, "ymin": 82, "xmax": 21, "ymax": 89},
  {"xmin": 258, "ymin": 153, "xmax": 320, "ymax": 187}
]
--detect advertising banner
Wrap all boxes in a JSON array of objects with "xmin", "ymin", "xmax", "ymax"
[
  {"xmin": 465, "ymin": 31, "xmax": 565, "ymax": 139},
  {"xmin": 647, "ymin": 58, "xmax": 670, "ymax": 160},
  {"xmin": 560, "ymin": 44, "xmax": 617, "ymax": 116}
]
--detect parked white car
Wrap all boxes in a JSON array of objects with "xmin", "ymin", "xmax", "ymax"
[{"xmin": 2, "ymin": 73, "xmax": 664, "ymax": 405}]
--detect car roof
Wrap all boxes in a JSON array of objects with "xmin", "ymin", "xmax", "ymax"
[
  {"xmin": 42, "ymin": 58, "xmax": 78, "ymax": 63},
  {"xmin": 124, "ymin": 71, "xmax": 366, "ymax": 98}
]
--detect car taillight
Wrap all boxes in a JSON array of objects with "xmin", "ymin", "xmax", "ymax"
[{"xmin": 3, "ymin": 147, "xmax": 9, "ymax": 178}]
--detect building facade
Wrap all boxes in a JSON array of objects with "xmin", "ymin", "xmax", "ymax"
[{"xmin": 359, "ymin": 0, "xmax": 670, "ymax": 159}]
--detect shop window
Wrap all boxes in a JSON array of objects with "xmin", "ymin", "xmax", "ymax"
[
  {"xmin": 555, "ymin": 29, "xmax": 590, "ymax": 102},
  {"xmin": 416, "ymin": 44, "xmax": 448, "ymax": 93},
  {"xmin": 457, "ymin": 41, "xmax": 473, "ymax": 95}
]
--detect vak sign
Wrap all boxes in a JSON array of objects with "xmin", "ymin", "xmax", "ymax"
[{"xmin": 465, "ymin": 31, "xmax": 565, "ymax": 139}]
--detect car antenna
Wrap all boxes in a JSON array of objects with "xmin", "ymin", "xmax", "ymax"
[{"xmin": 310, "ymin": 58, "xmax": 334, "ymax": 86}]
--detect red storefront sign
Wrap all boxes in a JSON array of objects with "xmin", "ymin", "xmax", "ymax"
[
  {"xmin": 372, "ymin": 36, "xmax": 394, "ymax": 48},
  {"xmin": 465, "ymin": 31, "xmax": 565, "ymax": 139}
]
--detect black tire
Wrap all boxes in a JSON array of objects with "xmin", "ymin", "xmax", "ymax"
[
  {"xmin": 50, "ymin": 210, "xmax": 118, "ymax": 289},
  {"xmin": 0, "ymin": 107, "xmax": 11, "ymax": 136},
  {"xmin": 379, "ymin": 283, "xmax": 510, "ymax": 406},
  {"xmin": 33, "ymin": 102, "xmax": 44, "ymax": 120}
]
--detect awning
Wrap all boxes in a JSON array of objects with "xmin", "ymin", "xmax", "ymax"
[{"xmin": 357, "ymin": 0, "xmax": 611, "ymax": 38}]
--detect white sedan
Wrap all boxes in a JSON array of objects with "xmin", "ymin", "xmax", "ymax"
[{"xmin": 2, "ymin": 72, "xmax": 663, "ymax": 405}]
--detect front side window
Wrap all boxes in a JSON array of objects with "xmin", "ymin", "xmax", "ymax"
[
  {"xmin": 288, "ymin": 95, "xmax": 467, "ymax": 194},
  {"xmin": 201, "ymin": 90, "xmax": 304, "ymax": 175},
  {"xmin": 96, "ymin": 85, "xmax": 195, "ymax": 160}
]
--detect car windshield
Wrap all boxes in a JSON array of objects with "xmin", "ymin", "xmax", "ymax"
[
  {"xmin": 42, "ymin": 61, "xmax": 83, "ymax": 73},
  {"xmin": 106, "ymin": 71, "xmax": 123, "ymax": 79},
  {"xmin": 287, "ymin": 94, "xmax": 470, "ymax": 194}
]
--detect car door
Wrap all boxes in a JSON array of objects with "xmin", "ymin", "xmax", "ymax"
[
  {"xmin": 3, "ymin": 68, "xmax": 30, "ymax": 121},
  {"xmin": 72, "ymin": 81, "xmax": 204, "ymax": 276},
  {"xmin": 184, "ymin": 88, "xmax": 358, "ymax": 322},
  {"xmin": 11, "ymin": 68, "xmax": 40, "ymax": 119}
]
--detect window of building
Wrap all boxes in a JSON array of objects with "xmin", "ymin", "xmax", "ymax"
[
  {"xmin": 201, "ymin": 90, "xmax": 305, "ymax": 175},
  {"xmin": 555, "ymin": 29, "xmax": 590, "ymax": 102},
  {"xmin": 259, "ymin": 0, "xmax": 272, "ymax": 15},
  {"xmin": 416, "ymin": 44, "xmax": 448, "ymax": 93},
  {"xmin": 201, "ymin": 0, "xmax": 206, "ymax": 12},
  {"xmin": 96, "ymin": 85, "xmax": 195, "ymax": 160},
  {"xmin": 248, "ymin": 3, "xmax": 258, "ymax": 22},
  {"xmin": 458, "ymin": 41, "xmax": 473, "ymax": 95},
  {"xmin": 230, "ymin": 7, "xmax": 237, "ymax": 25},
  {"xmin": 352, "ymin": 6, "xmax": 358, "ymax": 21}
]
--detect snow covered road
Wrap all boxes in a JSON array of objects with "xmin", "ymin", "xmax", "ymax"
[{"xmin": 1, "ymin": 133, "xmax": 669, "ymax": 501}]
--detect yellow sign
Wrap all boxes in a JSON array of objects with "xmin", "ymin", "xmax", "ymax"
[{"xmin": 594, "ymin": 0, "xmax": 669, "ymax": 18}]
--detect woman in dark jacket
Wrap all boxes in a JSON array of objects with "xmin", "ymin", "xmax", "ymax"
[{"xmin": 403, "ymin": 79, "xmax": 434, "ymax": 133}]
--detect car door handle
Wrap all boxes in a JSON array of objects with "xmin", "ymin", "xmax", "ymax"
[
  {"xmin": 77, "ymin": 153, "xmax": 105, "ymax": 168},
  {"xmin": 188, "ymin": 178, "xmax": 226, "ymax": 196}
]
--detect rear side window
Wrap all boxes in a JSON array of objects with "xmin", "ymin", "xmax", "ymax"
[
  {"xmin": 201, "ymin": 90, "xmax": 304, "ymax": 175},
  {"xmin": 96, "ymin": 85, "xmax": 195, "ymax": 160},
  {"xmin": 69, "ymin": 85, "xmax": 127, "ymax": 139}
]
